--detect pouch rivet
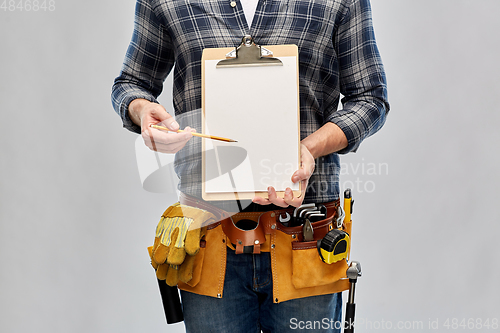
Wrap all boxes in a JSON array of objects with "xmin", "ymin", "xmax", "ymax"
[
  {"xmin": 217, "ymin": 294, "xmax": 222, "ymax": 298},
  {"xmin": 271, "ymin": 224, "xmax": 276, "ymax": 230},
  {"xmin": 271, "ymin": 244, "xmax": 275, "ymax": 248},
  {"xmin": 254, "ymin": 240, "xmax": 260, "ymax": 245},
  {"xmin": 292, "ymin": 234, "xmax": 296, "ymax": 239}
]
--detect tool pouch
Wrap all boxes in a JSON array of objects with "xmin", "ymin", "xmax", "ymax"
[
  {"xmin": 261, "ymin": 207, "xmax": 352, "ymax": 303},
  {"xmin": 177, "ymin": 224, "xmax": 227, "ymax": 297},
  {"xmin": 290, "ymin": 220, "xmax": 351, "ymax": 289},
  {"xmin": 173, "ymin": 194, "xmax": 353, "ymax": 302}
]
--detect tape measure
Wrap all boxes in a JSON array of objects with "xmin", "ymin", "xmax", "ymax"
[{"xmin": 317, "ymin": 229, "xmax": 350, "ymax": 264}]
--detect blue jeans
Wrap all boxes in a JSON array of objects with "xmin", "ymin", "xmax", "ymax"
[{"xmin": 181, "ymin": 247, "xmax": 342, "ymax": 333}]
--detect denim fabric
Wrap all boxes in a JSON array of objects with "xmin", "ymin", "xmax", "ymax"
[{"xmin": 181, "ymin": 248, "xmax": 342, "ymax": 333}]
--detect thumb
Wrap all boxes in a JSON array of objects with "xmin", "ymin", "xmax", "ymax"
[
  {"xmin": 156, "ymin": 110, "xmax": 179, "ymax": 132},
  {"xmin": 145, "ymin": 104, "xmax": 179, "ymax": 131}
]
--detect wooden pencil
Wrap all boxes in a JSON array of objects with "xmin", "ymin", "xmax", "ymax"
[{"xmin": 150, "ymin": 124, "xmax": 237, "ymax": 142}]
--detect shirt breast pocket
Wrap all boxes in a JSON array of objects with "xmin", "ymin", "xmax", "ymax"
[{"xmin": 279, "ymin": 0, "xmax": 334, "ymax": 37}]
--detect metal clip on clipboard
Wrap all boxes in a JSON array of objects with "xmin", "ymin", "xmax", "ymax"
[{"xmin": 216, "ymin": 35, "xmax": 283, "ymax": 68}]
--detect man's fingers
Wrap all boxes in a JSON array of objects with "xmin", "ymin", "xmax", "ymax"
[
  {"xmin": 137, "ymin": 101, "xmax": 179, "ymax": 132},
  {"xmin": 146, "ymin": 139, "xmax": 187, "ymax": 154},
  {"xmin": 159, "ymin": 117, "xmax": 180, "ymax": 131},
  {"xmin": 267, "ymin": 187, "xmax": 290, "ymax": 208},
  {"xmin": 292, "ymin": 169, "xmax": 307, "ymax": 183},
  {"xmin": 253, "ymin": 145, "xmax": 313, "ymax": 208},
  {"xmin": 255, "ymin": 187, "xmax": 305, "ymax": 208},
  {"xmin": 292, "ymin": 144, "xmax": 315, "ymax": 183},
  {"xmin": 143, "ymin": 128, "xmax": 192, "ymax": 153},
  {"xmin": 143, "ymin": 128, "xmax": 192, "ymax": 144},
  {"xmin": 131, "ymin": 100, "xmax": 193, "ymax": 153},
  {"xmin": 285, "ymin": 186, "xmax": 308, "ymax": 207},
  {"xmin": 145, "ymin": 136, "xmax": 190, "ymax": 152},
  {"xmin": 148, "ymin": 106, "xmax": 179, "ymax": 131},
  {"xmin": 283, "ymin": 188, "xmax": 294, "ymax": 203}
]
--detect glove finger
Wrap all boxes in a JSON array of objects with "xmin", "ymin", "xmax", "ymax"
[
  {"xmin": 147, "ymin": 246, "xmax": 159, "ymax": 269},
  {"xmin": 153, "ymin": 243, "xmax": 170, "ymax": 265},
  {"xmin": 169, "ymin": 228, "xmax": 180, "ymax": 250},
  {"xmin": 184, "ymin": 228, "xmax": 201, "ymax": 256},
  {"xmin": 179, "ymin": 254, "xmax": 196, "ymax": 283},
  {"xmin": 151, "ymin": 236, "xmax": 166, "ymax": 264},
  {"xmin": 200, "ymin": 226, "xmax": 207, "ymax": 239},
  {"xmin": 166, "ymin": 265, "xmax": 179, "ymax": 287},
  {"xmin": 154, "ymin": 221, "xmax": 179, "ymax": 264},
  {"xmin": 156, "ymin": 263, "xmax": 169, "ymax": 280},
  {"xmin": 152, "ymin": 236, "xmax": 160, "ymax": 252},
  {"xmin": 167, "ymin": 247, "xmax": 186, "ymax": 266},
  {"xmin": 161, "ymin": 203, "xmax": 179, "ymax": 218},
  {"xmin": 167, "ymin": 228, "xmax": 186, "ymax": 265}
]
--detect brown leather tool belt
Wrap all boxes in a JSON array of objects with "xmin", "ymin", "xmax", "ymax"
[{"xmin": 179, "ymin": 193, "xmax": 341, "ymax": 254}]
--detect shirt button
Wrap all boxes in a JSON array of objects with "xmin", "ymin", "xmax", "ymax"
[{"xmin": 230, "ymin": 1, "xmax": 236, "ymax": 7}]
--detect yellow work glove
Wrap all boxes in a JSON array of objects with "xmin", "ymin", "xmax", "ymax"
[{"xmin": 149, "ymin": 203, "xmax": 216, "ymax": 286}]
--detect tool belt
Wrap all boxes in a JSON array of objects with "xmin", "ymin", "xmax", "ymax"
[{"xmin": 176, "ymin": 193, "xmax": 352, "ymax": 303}]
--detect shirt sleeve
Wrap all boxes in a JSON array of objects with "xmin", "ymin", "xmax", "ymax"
[
  {"xmin": 327, "ymin": 0, "xmax": 390, "ymax": 154},
  {"xmin": 111, "ymin": 0, "xmax": 175, "ymax": 134}
]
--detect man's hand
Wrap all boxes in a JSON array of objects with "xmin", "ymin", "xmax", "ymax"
[
  {"xmin": 129, "ymin": 98, "xmax": 194, "ymax": 154},
  {"xmin": 252, "ymin": 144, "xmax": 315, "ymax": 208}
]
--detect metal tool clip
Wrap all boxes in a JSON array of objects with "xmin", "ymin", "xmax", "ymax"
[
  {"xmin": 336, "ymin": 206, "xmax": 345, "ymax": 229},
  {"xmin": 217, "ymin": 35, "xmax": 283, "ymax": 68},
  {"xmin": 302, "ymin": 219, "xmax": 314, "ymax": 242}
]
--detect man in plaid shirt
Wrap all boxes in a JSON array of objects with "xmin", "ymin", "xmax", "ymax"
[{"xmin": 112, "ymin": 0, "xmax": 388, "ymax": 331}]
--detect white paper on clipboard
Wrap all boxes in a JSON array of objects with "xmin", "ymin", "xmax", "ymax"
[{"xmin": 202, "ymin": 46, "xmax": 300, "ymax": 201}]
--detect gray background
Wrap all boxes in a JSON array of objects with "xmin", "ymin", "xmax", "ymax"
[{"xmin": 1, "ymin": 0, "xmax": 499, "ymax": 332}]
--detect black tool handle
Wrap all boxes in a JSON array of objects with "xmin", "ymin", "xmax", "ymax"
[
  {"xmin": 344, "ymin": 303, "xmax": 356, "ymax": 333},
  {"xmin": 157, "ymin": 279, "xmax": 184, "ymax": 324}
]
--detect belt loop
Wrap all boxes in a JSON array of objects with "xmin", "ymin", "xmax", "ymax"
[{"xmin": 235, "ymin": 242, "xmax": 244, "ymax": 254}]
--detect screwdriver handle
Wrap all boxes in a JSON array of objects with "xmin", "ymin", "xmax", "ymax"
[
  {"xmin": 344, "ymin": 302, "xmax": 356, "ymax": 333},
  {"xmin": 343, "ymin": 189, "xmax": 352, "ymax": 224}
]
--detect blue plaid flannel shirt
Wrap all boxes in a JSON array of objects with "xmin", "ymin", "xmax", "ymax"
[{"xmin": 112, "ymin": 0, "xmax": 389, "ymax": 205}]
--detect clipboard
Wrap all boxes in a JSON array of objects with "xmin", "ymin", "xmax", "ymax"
[{"xmin": 202, "ymin": 36, "xmax": 301, "ymax": 201}]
